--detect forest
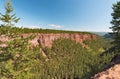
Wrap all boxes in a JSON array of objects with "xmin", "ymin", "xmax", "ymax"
[
  {"xmin": 0, "ymin": 0, "xmax": 119, "ymax": 79},
  {"xmin": 0, "ymin": 25, "xmax": 116, "ymax": 79}
]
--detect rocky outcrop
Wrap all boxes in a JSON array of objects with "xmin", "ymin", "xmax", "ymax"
[
  {"xmin": 92, "ymin": 64, "xmax": 120, "ymax": 79},
  {"xmin": 0, "ymin": 33, "xmax": 97, "ymax": 48},
  {"xmin": 27, "ymin": 33, "xmax": 97, "ymax": 48}
]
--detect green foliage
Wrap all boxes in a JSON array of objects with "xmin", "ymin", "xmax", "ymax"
[
  {"xmin": 0, "ymin": 26, "xmax": 23, "ymax": 38},
  {"xmin": 0, "ymin": 26, "xmax": 92, "ymax": 34},
  {"xmin": 0, "ymin": 33, "xmax": 114, "ymax": 79},
  {"xmin": 111, "ymin": 1, "xmax": 120, "ymax": 52},
  {"xmin": 0, "ymin": 0, "xmax": 115, "ymax": 79},
  {"xmin": 0, "ymin": 0, "xmax": 20, "ymax": 27},
  {"xmin": 0, "ymin": 35, "xmax": 42, "ymax": 79},
  {"xmin": 83, "ymin": 37, "xmax": 112, "ymax": 54},
  {"xmin": 33, "ymin": 38, "xmax": 113, "ymax": 79}
]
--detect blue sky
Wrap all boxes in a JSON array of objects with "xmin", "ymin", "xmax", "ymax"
[{"xmin": 0, "ymin": 0, "xmax": 119, "ymax": 32}]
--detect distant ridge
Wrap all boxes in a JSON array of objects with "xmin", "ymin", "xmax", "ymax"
[{"xmin": 91, "ymin": 32, "xmax": 107, "ymax": 36}]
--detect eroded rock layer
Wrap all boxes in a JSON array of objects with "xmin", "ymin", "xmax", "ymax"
[
  {"xmin": 28, "ymin": 33, "xmax": 97, "ymax": 47},
  {"xmin": 0, "ymin": 33, "xmax": 97, "ymax": 48}
]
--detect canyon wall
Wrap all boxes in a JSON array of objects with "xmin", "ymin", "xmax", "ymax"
[
  {"xmin": 27, "ymin": 33, "xmax": 97, "ymax": 48},
  {"xmin": 0, "ymin": 33, "xmax": 97, "ymax": 48}
]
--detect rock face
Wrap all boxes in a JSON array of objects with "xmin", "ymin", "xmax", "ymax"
[
  {"xmin": 28, "ymin": 33, "xmax": 97, "ymax": 48},
  {"xmin": 0, "ymin": 33, "xmax": 97, "ymax": 48},
  {"xmin": 92, "ymin": 64, "xmax": 120, "ymax": 79}
]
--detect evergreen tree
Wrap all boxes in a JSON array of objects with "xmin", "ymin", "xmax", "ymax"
[
  {"xmin": 0, "ymin": 0, "xmax": 20, "ymax": 27},
  {"xmin": 111, "ymin": 1, "xmax": 120, "ymax": 52}
]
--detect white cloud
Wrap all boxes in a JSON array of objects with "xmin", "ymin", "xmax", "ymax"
[
  {"xmin": 16, "ymin": 24, "xmax": 41, "ymax": 29},
  {"xmin": 24, "ymin": 25, "xmax": 40, "ymax": 29},
  {"xmin": 48, "ymin": 24, "xmax": 63, "ymax": 29}
]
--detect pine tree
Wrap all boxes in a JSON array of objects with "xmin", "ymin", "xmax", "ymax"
[
  {"xmin": 0, "ymin": 0, "xmax": 20, "ymax": 27},
  {"xmin": 111, "ymin": 1, "xmax": 120, "ymax": 52}
]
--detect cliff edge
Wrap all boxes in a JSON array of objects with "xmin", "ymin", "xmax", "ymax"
[
  {"xmin": 28, "ymin": 33, "xmax": 97, "ymax": 47},
  {"xmin": 92, "ymin": 64, "xmax": 120, "ymax": 79},
  {"xmin": 0, "ymin": 33, "xmax": 97, "ymax": 48}
]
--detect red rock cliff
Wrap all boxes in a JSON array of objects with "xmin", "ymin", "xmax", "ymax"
[
  {"xmin": 0, "ymin": 33, "xmax": 97, "ymax": 48},
  {"xmin": 27, "ymin": 33, "xmax": 97, "ymax": 48}
]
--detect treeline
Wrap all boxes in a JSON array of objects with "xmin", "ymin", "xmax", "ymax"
[{"xmin": 0, "ymin": 26, "xmax": 92, "ymax": 34}]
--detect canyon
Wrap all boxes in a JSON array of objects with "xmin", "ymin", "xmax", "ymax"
[
  {"xmin": 23, "ymin": 33, "xmax": 97, "ymax": 48},
  {"xmin": 0, "ymin": 33, "xmax": 97, "ymax": 48}
]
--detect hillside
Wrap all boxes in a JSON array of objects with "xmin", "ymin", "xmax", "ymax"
[{"xmin": 0, "ymin": 26, "xmax": 115, "ymax": 79}]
